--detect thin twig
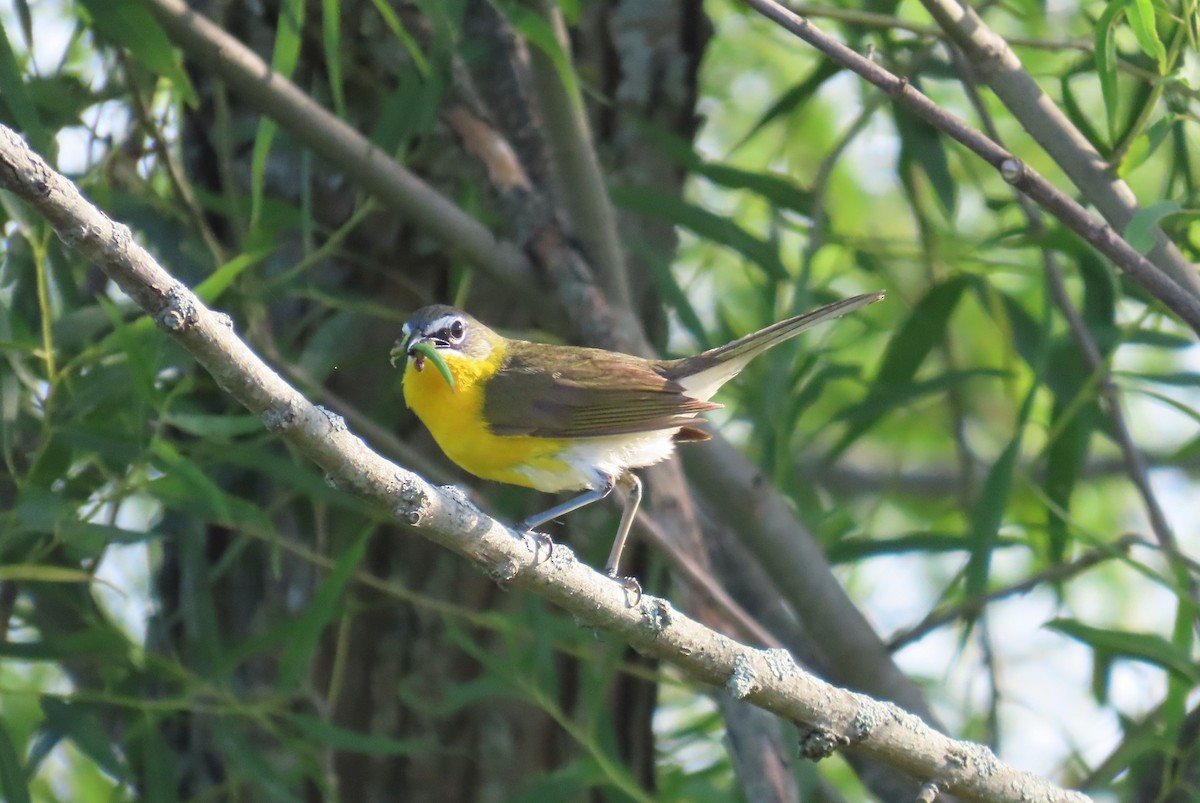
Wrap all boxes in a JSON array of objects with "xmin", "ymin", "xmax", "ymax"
[
  {"xmin": 119, "ymin": 51, "xmax": 226, "ymax": 266},
  {"xmin": 887, "ymin": 536, "xmax": 1139, "ymax": 650}
]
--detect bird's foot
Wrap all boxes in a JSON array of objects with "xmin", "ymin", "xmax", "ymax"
[
  {"xmin": 608, "ymin": 571, "xmax": 642, "ymax": 607},
  {"xmin": 524, "ymin": 530, "xmax": 554, "ymax": 566}
]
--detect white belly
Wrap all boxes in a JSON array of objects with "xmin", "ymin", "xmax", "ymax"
[{"xmin": 512, "ymin": 430, "xmax": 679, "ymax": 493}]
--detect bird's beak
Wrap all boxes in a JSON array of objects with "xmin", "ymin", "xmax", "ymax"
[
  {"xmin": 394, "ymin": 335, "xmax": 456, "ymax": 391},
  {"xmin": 388, "ymin": 334, "xmax": 411, "ymax": 368}
]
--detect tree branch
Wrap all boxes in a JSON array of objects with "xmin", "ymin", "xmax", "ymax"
[
  {"xmin": 743, "ymin": 0, "xmax": 1200, "ymax": 337},
  {"xmin": 145, "ymin": 0, "xmax": 535, "ymax": 294},
  {"xmin": 524, "ymin": 0, "xmax": 634, "ymax": 310},
  {"xmin": 0, "ymin": 121, "xmax": 1090, "ymax": 803}
]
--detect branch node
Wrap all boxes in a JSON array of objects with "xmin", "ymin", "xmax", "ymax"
[
  {"xmin": 948, "ymin": 742, "xmax": 1002, "ymax": 777},
  {"xmin": 1000, "ymin": 158, "xmax": 1023, "ymax": 184},
  {"xmin": 849, "ymin": 694, "xmax": 889, "ymax": 742},
  {"xmin": 157, "ymin": 283, "xmax": 199, "ymax": 331},
  {"xmin": 726, "ymin": 653, "xmax": 760, "ymax": 699},
  {"xmin": 489, "ymin": 557, "xmax": 520, "ymax": 586},
  {"xmin": 392, "ymin": 475, "xmax": 431, "ymax": 524},
  {"xmin": 915, "ymin": 781, "xmax": 940, "ymax": 803},
  {"xmin": 261, "ymin": 399, "xmax": 297, "ymax": 432},
  {"xmin": 763, "ymin": 648, "xmax": 796, "ymax": 681},
  {"xmin": 642, "ymin": 598, "xmax": 673, "ymax": 632},
  {"xmin": 797, "ymin": 727, "xmax": 849, "ymax": 761},
  {"xmin": 315, "ymin": 405, "xmax": 347, "ymax": 432},
  {"xmin": 323, "ymin": 472, "xmax": 339, "ymax": 490}
]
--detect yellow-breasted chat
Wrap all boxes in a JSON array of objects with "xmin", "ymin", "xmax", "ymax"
[{"xmin": 392, "ymin": 292, "xmax": 883, "ymax": 588}]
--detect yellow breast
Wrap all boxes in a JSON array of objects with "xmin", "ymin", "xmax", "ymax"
[{"xmin": 402, "ymin": 343, "xmax": 575, "ymax": 490}]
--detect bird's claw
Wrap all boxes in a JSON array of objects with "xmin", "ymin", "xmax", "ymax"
[
  {"xmin": 526, "ymin": 530, "xmax": 554, "ymax": 566},
  {"xmin": 608, "ymin": 572, "xmax": 642, "ymax": 607}
]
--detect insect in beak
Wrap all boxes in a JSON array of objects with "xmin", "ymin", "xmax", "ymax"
[{"xmin": 406, "ymin": 340, "xmax": 456, "ymax": 392}]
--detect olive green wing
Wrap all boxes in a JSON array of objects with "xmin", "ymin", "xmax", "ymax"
[{"xmin": 482, "ymin": 343, "xmax": 720, "ymax": 438}]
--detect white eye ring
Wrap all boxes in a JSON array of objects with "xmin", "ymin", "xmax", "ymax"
[{"xmin": 449, "ymin": 320, "xmax": 465, "ymax": 341}]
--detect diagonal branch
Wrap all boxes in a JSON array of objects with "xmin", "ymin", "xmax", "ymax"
[
  {"xmin": 744, "ymin": 0, "xmax": 1200, "ymax": 337},
  {"xmin": 0, "ymin": 122, "xmax": 1089, "ymax": 803},
  {"xmin": 145, "ymin": 0, "xmax": 535, "ymax": 294}
]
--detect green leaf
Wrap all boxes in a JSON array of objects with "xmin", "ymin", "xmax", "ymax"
[
  {"xmin": 644, "ymin": 130, "xmax": 815, "ymax": 215},
  {"xmin": 1095, "ymin": 0, "xmax": 1123, "ymax": 140},
  {"xmin": 250, "ymin": 0, "xmax": 305, "ymax": 229},
  {"xmin": 895, "ymin": 105, "xmax": 957, "ymax": 218},
  {"xmin": 276, "ymin": 526, "xmax": 374, "ymax": 691},
  {"xmin": 1044, "ymin": 341, "xmax": 1098, "ymax": 563},
  {"xmin": 193, "ymin": 249, "xmax": 269, "ymax": 304},
  {"xmin": 0, "ymin": 565, "xmax": 97, "ymax": 584},
  {"xmin": 162, "ymin": 411, "xmax": 263, "ymax": 438},
  {"xmin": 286, "ymin": 713, "xmax": 428, "ymax": 755},
  {"xmin": 79, "ymin": 0, "xmax": 196, "ymax": 105},
  {"xmin": 368, "ymin": 0, "xmax": 431, "ymax": 77},
  {"xmin": 1126, "ymin": 0, "xmax": 1167, "ymax": 70},
  {"xmin": 1120, "ymin": 115, "xmax": 1174, "ymax": 175},
  {"xmin": 40, "ymin": 698, "xmax": 127, "ymax": 781},
  {"xmin": 1118, "ymin": 369, "xmax": 1200, "ymax": 386},
  {"xmin": 964, "ymin": 428, "xmax": 1022, "ymax": 600},
  {"xmin": 371, "ymin": 71, "xmax": 444, "ymax": 153},
  {"xmin": 505, "ymin": 5, "xmax": 583, "ymax": 111},
  {"xmin": 0, "ymin": 629, "xmax": 129, "ymax": 662},
  {"xmin": 1125, "ymin": 200, "xmax": 1182, "ymax": 253},
  {"xmin": 0, "ymin": 722, "xmax": 29, "ymax": 803},
  {"xmin": 1047, "ymin": 619, "xmax": 1200, "ymax": 683},
  {"xmin": 696, "ymin": 164, "xmax": 814, "ymax": 216},
  {"xmin": 1079, "ymin": 252, "xmax": 1119, "ymax": 354},
  {"xmin": 627, "ymin": 236, "xmax": 708, "ymax": 347},
  {"xmin": 321, "ymin": 0, "xmax": 346, "ymax": 117},
  {"xmin": 836, "ymin": 368, "xmax": 1006, "ymax": 425},
  {"xmin": 137, "ymin": 712, "xmax": 177, "ymax": 803},
  {"xmin": 1060, "ymin": 71, "xmax": 1109, "ymax": 153},
  {"xmin": 829, "ymin": 277, "xmax": 968, "ymax": 457},
  {"xmin": 0, "ymin": 18, "xmax": 50, "ymax": 158},
  {"xmin": 731, "ymin": 60, "xmax": 841, "ymax": 153},
  {"xmin": 611, "ymin": 185, "xmax": 788, "ymax": 279}
]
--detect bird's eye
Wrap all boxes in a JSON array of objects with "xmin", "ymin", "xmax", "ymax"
[{"xmin": 449, "ymin": 320, "xmax": 465, "ymax": 341}]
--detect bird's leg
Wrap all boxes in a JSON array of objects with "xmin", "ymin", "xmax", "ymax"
[
  {"xmin": 517, "ymin": 475, "xmax": 617, "ymax": 531},
  {"xmin": 605, "ymin": 473, "xmax": 643, "ymax": 605}
]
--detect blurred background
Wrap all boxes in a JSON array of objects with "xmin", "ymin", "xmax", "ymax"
[{"xmin": 1, "ymin": 0, "xmax": 1198, "ymax": 800}]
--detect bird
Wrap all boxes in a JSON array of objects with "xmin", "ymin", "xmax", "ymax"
[{"xmin": 392, "ymin": 292, "xmax": 883, "ymax": 590}]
